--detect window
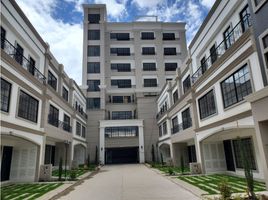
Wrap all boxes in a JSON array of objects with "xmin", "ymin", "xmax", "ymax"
[
  {"xmin": 172, "ymin": 116, "xmax": 178, "ymax": 134},
  {"xmin": 141, "ymin": 32, "xmax": 154, "ymax": 40},
  {"xmin": 232, "ymin": 138, "xmax": 256, "ymax": 170},
  {"xmin": 0, "ymin": 78, "xmax": 12, "ymax": 112},
  {"xmin": 111, "ymin": 63, "xmax": 131, "ymax": 72},
  {"xmin": 105, "ymin": 126, "xmax": 138, "ymax": 138},
  {"xmin": 210, "ymin": 44, "xmax": 217, "ymax": 64},
  {"xmin": 165, "ymin": 63, "xmax": 177, "ymax": 71},
  {"xmin": 88, "ymin": 46, "xmax": 100, "ymax": 56},
  {"xmin": 48, "ymin": 71, "xmax": 57, "ymax": 90},
  {"xmin": 88, "ymin": 14, "xmax": 100, "ymax": 24},
  {"xmin": 143, "ymin": 63, "xmax": 156, "ymax": 71},
  {"xmin": 18, "ymin": 91, "xmax": 39, "ymax": 123},
  {"xmin": 112, "ymin": 111, "xmax": 132, "ymax": 120},
  {"xmin": 221, "ymin": 64, "xmax": 252, "ymax": 108},
  {"xmin": 62, "ymin": 87, "xmax": 68, "ymax": 102},
  {"xmin": 110, "ymin": 48, "xmax": 130, "ymax": 56},
  {"xmin": 82, "ymin": 126, "xmax": 86, "ymax": 138},
  {"xmin": 110, "ymin": 33, "xmax": 129, "ymax": 40},
  {"xmin": 86, "ymin": 98, "xmax": 100, "ymax": 109},
  {"xmin": 163, "ymin": 33, "xmax": 175, "ymax": 40},
  {"xmin": 182, "ymin": 108, "xmax": 192, "ymax": 129},
  {"xmin": 240, "ymin": 5, "xmax": 250, "ymax": 33},
  {"xmin": 87, "ymin": 80, "xmax": 100, "ymax": 91},
  {"xmin": 88, "ymin": 30, "xmax": 100, "ymax": 40},
  {"xmin": 1, "ymin": 26, "xmax": 6, "ymax": 49},
  {"xmin": 164, "ymin": 48, "xmax": 176, "ymax": 55},
  {"xmin": 15, "ymin": 43, "xmax": 24, "ymax": 65},
  {"xmin": 223, "ymin": 26, "xmax": 234, "ymax": 50},
  {"xmin": 48, "ymin": 105, "xmax": 59, "ymax": 127},
  {"xmin": 263, "ymin": 34, "xmax": 268, "ymax": 49},
  {"xmin": 63, "ymin": 114, "xmax": 71, "ymax": 132},
  {"xmin": 183, "ymin": 75, "xmax": 191, "ymax": 93},
  {"xmin": 173, "ymin": 90, "xmax": 178, "ymax": 103},
  {"xmin": 87, "ymin": 62, "xmax": 100, "ymax": 73},
  {"xmin": 28, "ymin": 57, "xmax": 35, "ymax": 75},
  {"xmin": 163, "ymin": 121, "xmax": 167, "ymax": 135},
  {"xmin": 112, "ymin": 96, "xmax": 131, "ymax": 103},
  {"xmin": 159, "ymin": 125, "xmax": 162, "ymax": 137},
  {"xmin": 76, "ymin": 122, "xmax": 81, "ymax": 136},
  {"xmin": 198, "ymin": 90, "xmax": 216, "ymax": 119},
  {"xmin": 200, "ymin": 56, "xmax": 207, "ymax": 74},
  {"xmin": 144, "ymin": 79, "xmax": 157, "ymax": 87},
  {"xmin": 142, "ymin": 47, "xmax": 155, "ymax": 55},
  {"xmin": 111, "ymin": 79, "xmax": 131, "ymax": 88}
]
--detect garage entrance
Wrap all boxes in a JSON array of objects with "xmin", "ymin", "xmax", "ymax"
[{"xmin": 105, "ymin": 147, "xmax": 139, "ymax": 164}]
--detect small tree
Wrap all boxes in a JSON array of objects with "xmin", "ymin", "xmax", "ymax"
[
  {"xmin": 151, "ymin": 144, "xmax": 155, "ymax": 163},
  {"xmin": 218, "ymin": 178, "xmax": 232, "ymax": 200},
  {"xmin": 180, "ymin": 155, "xmax": 185, "ymax": 174},
  {"xmin": 95, "ymin": 146, "xmax": 98, "ymax": 165},
  {"xmin": 58, "ymin": 157, "xmax": 63, "ymax": 181},
  {"xmin": 160, "ymin": 153, "xmax": 164, "ymax": 165}
]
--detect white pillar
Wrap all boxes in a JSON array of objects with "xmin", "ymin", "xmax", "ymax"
[
  {"xmin": 138, "ymin": 126, "xmax": 145, "ymax": 163},
  {"xmin": 99, "ymin": 127, "xmax": 105, "ymax": 165}
]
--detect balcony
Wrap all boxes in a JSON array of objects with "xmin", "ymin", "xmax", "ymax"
[
  {"xmin": 73, "ymin": 104, "xmax": 88, "ymax": 119},
  {"xmin": 156, "ymin": 105, "xmax": 168, "ymax": 120},
  {"xmin": 171, "ymin": 120, "xmax": 192, "ymax": 134},
  {"xmin": 191, "ymin": 14, "xmax": 252, "ymax": 84},
  {"xmin": 48, "ymin": 114, "xmax": 72, "ymax": 133},
  {"xmin": 1, "ymin": 38, "xmax": 46, "ymax": 84}
]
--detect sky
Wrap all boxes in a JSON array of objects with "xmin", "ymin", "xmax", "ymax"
[{"xmin": 16, "ymin": 0, "xmax": 216, "ymax": 85}]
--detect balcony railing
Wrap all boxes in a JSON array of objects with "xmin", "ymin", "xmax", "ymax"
[
  {"xmin": 191, "ymin": 14, "xmax": 252, "ymax": 84},
  {"xmin": 48, "ymin": 114, "xmax": 72, "ymax": 133},
  {"xmin": 1, "ymin": 38, "xmax": 46, "ymax": 84},
  {"xmin": 156, "ymin": 105, "xmax": 168, "ymax": 119},
  {"xmin": 171, "ymin": 119, "xmax": 192, "ymax": 134},
  {"xmin": 73, "ymin": 104, "xmax": 88, "ymax": 119}
]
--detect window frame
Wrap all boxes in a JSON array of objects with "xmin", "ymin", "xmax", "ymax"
[
  {"xmin": 87, "ymin": 80, "xmax": 100, "ymax": 92},
  {"xmin": 88, "ymin": 30, "xmax": 100, "ymax": 40},
  {"xmin": 198, "ymin": 89, "xmax": 217, "ymax": 120},
  {"xmin": 88, "ymin": 45, "xmax": 100, "ymax": 57},
  {"xmin": 87, "ymin": 62, "xmax": 100, "ymax": 73},
  {"xmin": 143, "ymin": 63, "xmax": 156, "ymax": 71},
  {"xmin": 143, "ymin": 78, "xmax": 157, "ymax": 87},
  {"xmin": 141, "ymin": 32, "xmax": 155, "ymax": 40},
  {"xmin": 88, "ymin": 14, "xmax": 100, "ymax": 24},
  {"xmin": 0, "ymin": 78, "xmax": 12, "ymax": 113},
  {"xmin": 183, "ymin": 75, "xmax": 191, "ymax": 94},
  {"xmin": 48, "ymin": 70, "xmax": 57, "ymax": 91},
  {"xmin": 62, "ymin": 86, "xmax": 69, "ymax": 102},
  {"xmin": 165, "ymin": 63, "xmax": 177, "ymax": 71}
]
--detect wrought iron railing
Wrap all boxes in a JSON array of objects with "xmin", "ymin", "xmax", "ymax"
[
  {"xmin": 1, "ymin": 38, "xmax": 46, "ymax": 84},
  {"xmin": 171, "ymin": 119, "xmax": 192, "ymax": 134},
  {"xmin": 48, "ymin": 114, "xmax": 72, "ymax": 133},
  {"xmin": 191, "ymin": 14, "xmax": 252, "ymax": 84}
]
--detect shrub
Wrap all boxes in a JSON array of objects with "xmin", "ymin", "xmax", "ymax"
[
  {"xmin": 218, "ymin": 178, "xmax": 232, "ymax": 200},
  {"xmin": 58, "ymin": 157, "xmax": 63, "ymax": 181},
  {"xmin": 168, "ymin": 167, "xmax": 174, "ymax": 176},
  {"xmin": 180, "ymin": 156, "xmax": 185, "ymax": 174},
  {"xmin": 69, "ymin": 169, "xmax": 77, "ymax": 181}
]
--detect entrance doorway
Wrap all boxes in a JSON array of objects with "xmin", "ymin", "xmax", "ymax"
[{"xmin": 1, "ymin": 146, "xmax": 13, "ymax": 181}]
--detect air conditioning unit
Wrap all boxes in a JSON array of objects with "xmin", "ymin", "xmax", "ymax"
[{"xmin": 190, "ymin": 162, "xmax": 202, "ymax": 174}]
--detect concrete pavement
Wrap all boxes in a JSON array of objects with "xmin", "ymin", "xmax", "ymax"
[{"xmin": 57, "ymin": 164, "xmax": 200, "ymax": 200}]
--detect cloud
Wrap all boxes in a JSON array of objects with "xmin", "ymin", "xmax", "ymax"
[
  {"xmin": 16, "ymin": 0, "xmax": 83, "ymax": 85},
  {"xmin": 200, "ymin": 0, "xmax": 216, "ymax": 8},
  {"xmin": 95, "ymin": 0, "xmax": 128, "ymax": 19},
  {"xmin": 132, "ymin": 0, "xmax": 164, "ymax": 8}
]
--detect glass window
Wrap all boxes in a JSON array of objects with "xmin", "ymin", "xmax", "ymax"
[
  {"xmin": 76, "ymin": 122, "xmax": 81, "ymax": 136},
  {"xmin": 173, "ymin": 90, "xmax": 178, "ymax": 103},
  {"xmin": 110, "ymin": 33, "xmax": 129, "ymax": 40},
  {"xmin": 86, "ymin": 98, "xmax": 100, "ymax": 109},
  {"xmin": 88, "ymin": 45, "xmax": 100, "ymax": 56},
  {"xmin": 232, "ymin": 138, "xmax": 256, "ymax": 170},
  {"xmin": 87, "ymin": 62, "xmax": 100, "ymax": 73},
  {"xmin": 112, "ymin": 111, "xmax": 132, "ymax": 120},
  {"xmin": 63, "ymin": 114, "xmax": 71, "ymax": 132},
  {"xmin": 111, "ymin": 79, "xmax": 131, "ymax": 88},
  {"xmin": 172, "ymin": 116, "xmax": 178, "ymax": 128},
  {"xmin": 143, "ymin": 63, "xmax": 156, "ymax": 71},
  {"xmin": 0, "ymin": 78, "xmax": 12, "ymax": 112},
  {"xmin": 112, "ymin": 96, "xmax": 131, "ymax": 103},
  {"xmin": 110, "ymin": 48, "xmax": 130, "ymax": 56},
  {"xmin": 142, "ymin": 47, "xmax": 155, "ymax": 55},
  {"xmin": 165, "ymin": 63, "xmax": 177, "ymax": 71},
  {"xmin": 163, "ymin": 33, "xmax": 175, "ymax": 40},
  {"xmin": 1, "ymin": 26, "xmax": 6, "ymax": 49},
  {"xmin": 62, "ymin": 87, "xmax": 68, "ymax": 102},
  {"xmin": 182, "ymin": 108, "xmax": 192, "ymax": 129},
  {"xmin": 141, "ymin": 32, "xmax": 154, "ymax": 40},
  {"xmin": 198, "ymin": 90, "xmax": 216, "ymax": 119},
  {"xmin": 210, "ymin": 44, "xmax": 217, "ymax": 64},
  {"xmin": 223, "ymin": 26, "xmax": 234, "ymax": 50},
  {"xmin": 183, "ymin": 75, "xmax": 191, "ymax": 93},
  {"xmin": 200, "ymin": 56, "xmax": 207, "ymax": 74},
  {"xmin": 221, "ymin": 64, "xmax": 252, "ymax": 108},
  {"xmin": 240, "ymin": 5, "xmax": 250, "ymax": 33},
  {"xmin": 144, "ymin": 79, "xmax": 157, "ymax": 87},
  {"xmin": 164, "ymin": 48, "xmax": 176, "ymax": 55},
  {"xmin": 88, "ymin": 14, "xmax": 100, "ymax": 24},
  {"xmin": 15, "ymin": 43, "xmax": 24, "ymax": 65},
  {"xmin": 28, "ymin": 57, "xmax": 35, "ymax": 75},
  {"xmin": 48, "ymin": 70, "xmax": 57, "ymax": 91},
  {"xmin": 262, "ymin": 34, "xmax": 268, "ymax": 49},
  {"xmin": 48, "ymin": 105, "xmax": 59, "ymax": 127},
  {"xmin": 105, "ymin": 126, "xmax": 138, "ymax": 138},
  {"xmin": 18, "ymin": 90, "xmax": 39, "ymax": 123},
  {"xmin": 88, "ymin": 30, "xmax": 100, "ymax": 40},
  {"xmin": 159, "ymin": 125, "xmax": 162, "ymax": 137},
  {"xmin": 82, "ymin": 126, "xmax": 86, "ymax": 138},
  {"xmin": 111, "ymin": 63, "xmax": 131, "ymax": 72},
  {"xmin": 163, "ymin": 121, "xmax": 167, "ymax": 135},
  {"xmin": 87, "ymin": 80, "xmax": 100, "ymax": 91}
]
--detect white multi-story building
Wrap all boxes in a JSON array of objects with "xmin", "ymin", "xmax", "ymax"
[{"xmin": 82, "ymin": 4, "xmax": 188, "ymax": 164}]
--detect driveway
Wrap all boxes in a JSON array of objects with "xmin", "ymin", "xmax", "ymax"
[{"xmin": 58, "ymin": 164, "xmax": 200, "ymax": 200}]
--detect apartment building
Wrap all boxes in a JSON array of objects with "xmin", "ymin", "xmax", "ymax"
[
  {"xmin": 157, "ymin": 0, "xmax": 268, "ymax": 184},
  {"xmin": 1, "ymin": 0, "xmax": 87, "ymax": 182},
  {"xmin": 82, "ymin": 4, "xmax": 187, "ymax": 164}
]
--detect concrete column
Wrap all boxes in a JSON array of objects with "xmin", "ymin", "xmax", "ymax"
[
  {"xmin": 170, "ymin": 143, "xmax": 174, "ymax": 162},
  {"xmin": 138, "ymin": 126, "xmax": 145, "ymax": 163},
  {"xmin": 194, "ymin": 137, "xmax": 205, "ymax": 173},
  {"xmin": 166, "ymin": 118, "xmax": 172, "ymax": 136},
  {"xmin": 99, "ymin": 127, "xmax": 105, "ymax": 165}
]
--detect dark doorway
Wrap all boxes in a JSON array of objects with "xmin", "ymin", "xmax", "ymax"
[
  {"xmin": 1, "ymin": 146, "xmax": 13, "ymax": 181},
  {"xmin": 188, "ymin": 145, "xmax": 197, "ymax": 163},
  {"xmin": 44, "ymin": 145, "xmax": 55, "ymax": 165},
  {"xmin": 105, "ymin": 147, "xmax": 139, "ymax": 164},
  {"xmin": 223, "ymin": 140, "xmax": 235, "ymax": 171}
]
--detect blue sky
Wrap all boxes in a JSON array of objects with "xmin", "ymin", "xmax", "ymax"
[{"xmin": 16, "ymin": 0, "xmax": 215, "ymax": 85}]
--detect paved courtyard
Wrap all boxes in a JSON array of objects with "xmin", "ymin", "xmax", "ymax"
[{"xmin": 58, "ymin": 164, "xmax": 200, "ymax": 200}]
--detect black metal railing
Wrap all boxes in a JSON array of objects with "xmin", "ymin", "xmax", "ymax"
[
  {"xmin": 73, "ymin": 104, "xmax": 88, "ymax": 119},
  {"xmin": 1, "ymin": 38, "xmax": 46, "ymax": 84},
  {"xmin": 171, "ymin": 119, "xmax": 192, "ymax": 134},
  {"xmin": 156, "ymin": 104, "xmax": 168, "ymax": 119},
  {"xmin": 48, "ymin": 114, "xmax": 72, "ymax": 133},
  {"xmin": 191, "ymin": 14, "xmax": 251, "ymax": 84}
]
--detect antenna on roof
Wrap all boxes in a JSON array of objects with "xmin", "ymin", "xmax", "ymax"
[{"xmin": 135, "ymin": 15, "xmax": 158, "ymax": 22}]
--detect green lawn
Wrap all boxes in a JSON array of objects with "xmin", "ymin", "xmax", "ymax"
[
  {"xmin": 178, "ymin": 174, "xmax": 266, "ymax": 195},
  {"xmin": 1, "ymin": 183, "xmax": 63, "ymax": 200},
  {"xmin": 52, "ymin": 165, "xmax": 96, "ymax": 178},
  {"xmin": 151, "ymin": 163, "xmax": 189, "ymax": 174}
]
